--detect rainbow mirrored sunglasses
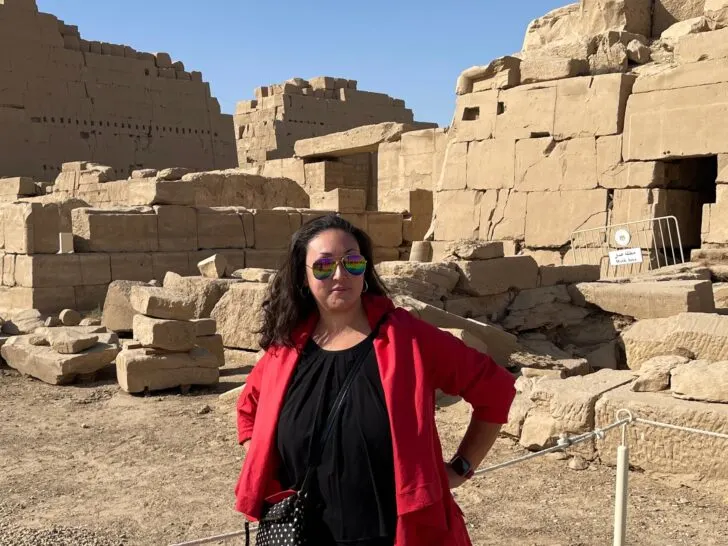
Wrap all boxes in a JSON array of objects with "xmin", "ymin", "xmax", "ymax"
[{"xmin": 307, "ymin": 254, "xmax": 368, "ymax": 280}]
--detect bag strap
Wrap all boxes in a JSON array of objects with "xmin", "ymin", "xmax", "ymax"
[{"xmin": 299, "ymin": 311, "xmax": 389, "ymax": 494}]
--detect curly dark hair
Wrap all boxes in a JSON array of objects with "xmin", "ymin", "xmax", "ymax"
[{"xmin": 258, "ymin": 213, "xmax": 389, "ymax": 350}]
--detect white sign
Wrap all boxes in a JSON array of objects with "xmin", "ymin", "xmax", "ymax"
[
  {"xmin": 609, "ymin": 247, "xmax": 643, "ymax": 266},
  {"xmin": 614, "ymin": 229, "xmax": 631, "ymax": 247}
]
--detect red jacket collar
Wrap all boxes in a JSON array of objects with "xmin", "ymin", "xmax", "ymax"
[{"xmin": 289, "ymin": 294, "xmax": 395, "ymax": 350}]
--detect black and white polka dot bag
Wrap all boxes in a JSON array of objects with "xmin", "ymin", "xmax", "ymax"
[{"xmin": 246, "ymin": 316, "xmax": 388, "ymax": 546}]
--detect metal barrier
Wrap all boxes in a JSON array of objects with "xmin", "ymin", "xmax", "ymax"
[{"xmin": 570, "ymin": 216, "xmax": 686, "ymax": 278}]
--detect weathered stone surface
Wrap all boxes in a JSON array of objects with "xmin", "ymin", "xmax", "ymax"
[
  {"xmin": 554, "ymin": 74, "xmax": 636, "ymax": 139},
  {"xmin": 451, "ymin": 90, "xmax": 498, "ymax": 142},
  {"xmin": 128, "ymin": 181, "xmax": 195, "ymax": 206},
  {"xmin": 661, "ymin": 16, "xmax": 710, "ymax": 42},
  {"xmin": 539, "ymin": 265, "xmax": 601, "ymax": 287},
  {"xmin": 432, "ymin": 190, "xmax": 483, "ymax": 241},
  {"xmin": 520, "ymin": 56, "xmax": 588, "ymax": 84},
  {"xmin": 496, "ymin": 82, "xmax": 557, "ymax": 140},
  {"xmin": 676, "ymin": 26, "xmax": 728, "ymax": 63},
  {"xmin": 623, "ymin": 82, "xmax": 728, "ymax": 161},
  {"xmin": 714, "ymin": 282, "xmax": 728, "ymax": 308},
  {"xmin": 1, "ymin": 333, "xmax": 120, "ymax": 385},
  {"xmin": 229, "ymin": 268, "xmax": 276, "ymax": 283},
  {"xmin": 79, "ymin": 318, "xmax": 102, "ymax": 327},
  {"xmin": 479, "ymin": 190, "xmax": 528, "ymax": 241},
  {"xmin": 376, "ymin": 261, "xmax": 459, "ymax": 292},
  {"xmin": 133, "ymin": 314, "xmax": 196, "ymax": 352},
  {"xmin": 294, "ymin": 123, "xmax": 423, "ymax": 158},
  {"xmin": 653, "ymin": 0, "xmax": 707, "ymax": 36},
  {"xmin": 116, "ymin": 347, "xmax": 219, "ymax": 394},
  {"xmin": 130, "ymin": 286, "xmax": 196, "ymax": 321},
  {"xmin": 195, "ymin": 334, "xmax": 225, "ymax": 366},
  {"xmin": 595, "ymin": 386, "xmax": 728, "ymax": 478},
  {"xmin": 59, "ymin": 309, "xmax": 81, "ymax": 327},
  {"xmin": 198, "ymin": 254, "xmax": 228, "ymax": 279},
  {"xmin": 393, "ymin": 295, "xmax": 519, "ymax": 366},
  {"xmin": 626, "ymin": 39, "xmax": 651, "ymax": 63},
  {"xmin": 585, "ymin": 341, "xmax": 620, "ymax": 370},
  {"xmin": 455, "ymin": 57, "xmax": 521, "ymax": 94},
  {"xmin": 443, "ymin": 293, "xmax": 514, "ymax": 322},
  {"xmin": 515, "ymin": 137, "xmax": 598, "ymax": 191},
  {"xmin": 511, "ymin": 352, "xmax": 591, "ymax": 379},
  {"xmin": 101, "ymin": 280, "xmax": 147, "ymax": 333},
  {"xmin": 48, "ymin": 331, "xmax": 99, "ymax": 355},
  {"xmin": 525, "ymin": 190, "xmax": 608, "ymax": 248},
  {"xmin": 705, "ymin": 0, "xmax": 728, "ymax": 28},
  {"xmin": 191, "ymin": 318, "xmax": 217, "ymax": 337},
  {"xmin": 623, "ymin": 312, "xmax": 728, "ymax": 369},
  {"xmin": 570, "ymin": 280, "xmax": 715, "ymax": 319},
  {"xmin": 456, "ymin": 257, "xmax": 539, "ymax": 296},
  {"xmin": 163, "ymin": 272, "xmax": 238, "ymax": 319},
  {"xmin": 520, "ymin": 369, "xmax": 634, "ymax": 456},
  {"xmin": 157, "ymin": 167, "xmax": 191, "ymax": 181},
  {"xmin": 504, "ymin": 302, "xmax": 591, "ymax": 332},
  {"xmin": 631, "ymin": 354, "xmax": 690, "ymax": 391},
  {"xmin": 210, "ymin": 283, "xmax": 268, "ymax": 350},
  {"xmin": 441, "ymin": 240, "xmax": 505, "ymax": 261},
  {"xmin": 503, "ymin": 376, "xmax": 538, "ymax": 438},
  {"xmin": 671, "ymin": 360, "xmax": 728, "ymax": 403},
  {"xmin": 588, "ymin": 33, "xmax": 629, "ymax": 75},
  {"xmin": 508, "ymin": 286, "xmax": 571, "ymax": 311},
  {"xmin": 72, "ymin": 208, "xmax": 158, "ymax": 252},
  {"xmin": 2, "ymin": 309, "xmax": 45, "ymax": 335},
  {"xmin": 466, "ymin": 139, "xmax": 516, "ymax": 190}
]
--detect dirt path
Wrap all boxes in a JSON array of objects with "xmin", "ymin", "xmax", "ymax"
[{"xmin": 1, "ymin": 364, "xmax": 727, "ymax": 546}]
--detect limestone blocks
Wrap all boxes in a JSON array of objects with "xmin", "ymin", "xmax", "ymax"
[{"xmin": 116, "ymin": 285, "xmax": 222, "ymax": 394}]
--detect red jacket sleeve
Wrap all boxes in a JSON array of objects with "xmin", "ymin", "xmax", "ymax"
[
  {"xmin": 414, "ymin": 315, "xmax": 516, "ymax": 424},
  {"xmin": 236, "ymin": 352, "xmax": 268, "ymax": 445}
]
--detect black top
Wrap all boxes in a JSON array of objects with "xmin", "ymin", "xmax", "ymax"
[{"xmin": 276, "ymin": 334, "xmax": 397, "ymax": 546}]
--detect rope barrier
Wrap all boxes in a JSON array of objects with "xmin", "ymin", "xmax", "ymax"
[{"xmin": 168, "ymin": 412, "xmax": 728, "ymax": 546}]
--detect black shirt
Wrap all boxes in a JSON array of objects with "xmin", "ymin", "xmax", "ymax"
[{"xmin": 276, "ymin": 335, "xmax": 397, "ymax": 546}]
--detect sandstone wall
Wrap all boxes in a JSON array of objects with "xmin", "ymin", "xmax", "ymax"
[
  {"xmin": 234, "ymin": 77, "xmax": 419, "ymax": 165},
  {"xmin": 424, "ymin": 5, "xmax": 728, "ymax": 268},
  {"xmin": 0, "ymin": 0, "xmax": 236, "ymax": 180},
  {"xmin": 0, "ymin": 201, "xmax": 409, "ymax": 313}
]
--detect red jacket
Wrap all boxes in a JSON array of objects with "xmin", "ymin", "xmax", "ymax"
[{"xmin": 235, "ymin": 294, "xmax": 516, "ymax": 546}]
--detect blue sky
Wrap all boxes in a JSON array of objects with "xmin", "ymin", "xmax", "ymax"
[{"xmin": 37, "ymin": 0, "xmax": 566, "ymax": 127}]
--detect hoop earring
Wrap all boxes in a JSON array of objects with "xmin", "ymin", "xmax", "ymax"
[
  {"xmin": 363, "ymin": 280, "xmax": 369, "ymax": 293},
  {"xmin": 300, "ymin": 285, "xmax": 310, "ymax": 298}
]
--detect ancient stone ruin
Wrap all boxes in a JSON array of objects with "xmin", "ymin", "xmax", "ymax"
[{"xmin": 0, "ymin": 0, "xmax": 727, "ymax": 488}]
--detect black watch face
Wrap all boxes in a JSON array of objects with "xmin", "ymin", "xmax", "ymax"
[{"xmin": 451, "ymin": 457, "xmax": 469, "ymax": 476}]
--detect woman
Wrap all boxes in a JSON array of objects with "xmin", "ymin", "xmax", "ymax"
[{"xmin": 235, "ymin": 214, "xmax": 516, "ymax": 546}]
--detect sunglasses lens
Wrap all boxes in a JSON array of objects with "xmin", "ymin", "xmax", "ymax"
[
  {"xmin": 312, "ymin": 258, "xmax": 336, "ymax": 280},
  {"xmin": 342, "ymin": 255, "xmax": 367, "ymax": 276}
]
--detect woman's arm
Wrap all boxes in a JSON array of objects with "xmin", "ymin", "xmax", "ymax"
[{"xmin": 445, "ymin": 420, "xmax": 501, "ymax": 488}]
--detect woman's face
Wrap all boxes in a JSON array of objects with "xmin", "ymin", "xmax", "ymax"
[{"xmin": 304, "ymin": 229, "xmax": 366, "ymax": 315}]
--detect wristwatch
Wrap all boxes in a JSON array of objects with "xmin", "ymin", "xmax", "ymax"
[{"xmin": 449, "ymin": 454, "xmax": 475, "ymax": 479}]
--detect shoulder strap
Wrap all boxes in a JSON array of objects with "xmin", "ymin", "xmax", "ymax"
[{"xmin": 299, "ymin": 312, "xmax": 389, "ymax": 493}]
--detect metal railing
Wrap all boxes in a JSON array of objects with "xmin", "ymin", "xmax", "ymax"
[{"xmin": 570, "ymin": 216, "xmax": 686, "ymax": 278}]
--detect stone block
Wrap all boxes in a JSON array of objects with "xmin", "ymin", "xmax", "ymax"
[
  {"xmin": 479, "ymin": 190, "xmax": 528, "ymax": 241},
  {"xmin": 163, "ymin": 272, "xmax": 238, "ymax": 319},
  {"xmin": 310, "ymin": 188, "xmax": 366, "ymax": 213},
  {"xmin": 72, "ymin": 208, "xmax": 158, "ymax": 253},
  {"xmin": 623, "ymin": 83, "xmax": 728, "ymax": 161},
  {"xmin": 12, "ymin": 255, "xmax": 80, "ymax": 288},
  {"xmin": 152, "ymin": 253, "xmax": 191, "ymax": 279},
  {"xmin": 466, "ymin": 139, "xmax": 516, "ymax": 190},
  {"xmin": 700, "ymin": 185, "xmax": 728, "ymax": 245},
  {"xmin": 367, "ymin": 213, "xmax": 403, "ymax": 248},
  {"xmin": 3, "ymin": 202, "xmax": 62, "ymax": 254},
  {"xmin": 253, "ymin": 210, "xmax": 298, "ymax": 250},
  {"xmin": 595, "ymin": 386, "xmax": 728, "ymax": 478},
  {"xmin": 0, "ymin": 176, "xmax": 35, "ymax": 196},
  {"xmin": 520, "ymin": 56, "xmax": 587, "ymax": 84},
  {"xmin": 393, "ymin": 295, "xmax": 519, "ymax": 366},
  {"xmin": 244, "ymin": 249, "xmax": 286, "ymax": 270},
  {"xmin": 376, "ymin": 261, "xmax": 460, "ymax": 300},
  {"xmin": 623, "ymin": 312, "xmax": 728, "ymax": 369},
  {"xmin": 495, "ymin": 82, "xmax": 557, "ymax": 140},
  {"xmin": 74, "ymin": 285, "xmax": 108, "ymax": 311},
  {"xmin": 155, "ymin": 205, "xmax": 198, "ymax": 252},
  {"xmin": 133, "ymin": 314, "xmax": 196, "ymax": 352},
  {"xmin": 59, "ymin": 309, "xmax": 81, "ymax": 327},
  {"xmin": 196, "ymin": 207, "xmax": 246, "ymax": 249},
  {"xmin": 432, "ymin": 190, "xmax": 483, "ymax": 241},
  {"xmin": 525, "ymin": 190, "xmax": 608, "ymax": 248},
  {"xmin": 443, "ymin": 293, "xmax": 513, "ymax": 322},
  {"xmin": 48, "ymin": 330, "xmax": 98, "ymax": 355},
  {"xmin": 294, "ymin": 122, "xmax": 416, "ymax": 157},
  {"xmin": 653, "ymin": 0, "xmax": 707, "ymax": 36},
  {"xmin": 210, "ymin": 282, "xmax": 268, "ymax": 350},
  {"xmin": 195, "ymin": 334, "xmax": 225, "ymax": 366},
  {"xmin": 116, "ymin": 347, "xmax": 219, "ymax": 394},
  {"xmin": 109, "ymin": 253, "xmax": 154, "ymax": 282},
  {"xmin": 554, "ymin": 74, "xmax": 636, "ymax": 139},
  {"xmin": 128, "ymin": 181, "xmax": 195, "ymax": 206},
  {"xmin": 1, "ymin": 333, "xmax": 120, "ymax": 385},
  {"xmin": 671, "ymin": 360, "xmax": 728, "ymax": 403},
  {"xmin": 130, "ymin": 286, "xmax": 196, "ymax": 321},
  {"xmin": 456, "ymin": 256, "xmax": 539, "ymax": 296},
  {"xmin": 571, "ymin": 280, "xmax": 715, "ymax": 320},
  {"xmin": 519, "ymin": 369, "xmax": 635, "ymax": 457},
  {"xmin": 539, "ymin": 265, "xmax": 601, "ymax": 286},
  {"xmin": 191, "ymin": 318, "xmax": 217, "ymax": 337},
  {"xmin": 373, "ymin": 247, "xmax": 400, "ymax": 263},
  {"xmin": 432, "ymin": 240, "xmax": 505, "ymax": 261},
  {"xmin": 198, "ymin": 254, "xmax": 228, "ymax": 279},
  {"xmin": 515, "ymin": 137, "xmax": 598, "ymax": 191},
  {"xmin": 437, "ymin": 142, "xmax": 468, "ymax": 191},
  {"xmin": 675, "ymin": 27, "xmax": 728, "ymax": 64},
  {"xmin": 451, "ymin": 90, "xmax": 498, "ymax": 142},
  {"xmin": 455, "ymin": 57, "xmax": 521, "ymax": 94},
  {"xmin": 102, "ymin": 280, "xmax": 148, "ymax": 333}
]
